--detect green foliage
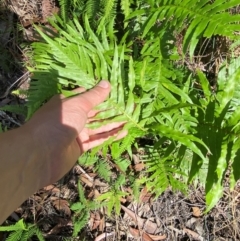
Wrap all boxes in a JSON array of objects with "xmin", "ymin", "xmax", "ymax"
[
  {"xmin": 0, "ymin": 219, "xmax": 45, "ymax": 241},
  {"xmin": 71, "ymin": 181, "xmax": 102, "ymax": 236},
  {"xmin": 97, "ymin": 175, "xmax": 128, "ymax": 215},
  {"xmin": 78, "ymin": 153, "xmax": 112, "ymax": 181},
  {"xmin": 140, "ymin": 144, "xmax": 187, "ymax": 197},
  {"xmin": 188, "ymin": 59, "xmax": 240, "ymax": 211},
  {"xmin": 0, "ymin": 105, "xmax": 27, "ymax": 117},
  {"xmin": 24, "ymin": 0, "xmax": 240, "ymax": 215},
  {"xmin": 59, "ymin": 0, "xmax": 70, "ymax": 23},
  {"xmin": 130, "ymin": 0, "xmax": 240, "ymax": 57}
]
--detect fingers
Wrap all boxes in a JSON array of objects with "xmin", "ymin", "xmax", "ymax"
[
  {"xmin": 80, "ymin": 129, "xmax": 128, "ymax": 152},
  {"xmin": 75, "ymin": 80, "xmax": 111, "ymax": 114},
  {"xmin": 72, "ymin": 87, "xmax": 86, "ymax": 94},
  {"xmin": 88, "ymin": 122, "xmax": 126, "ymax": 135}
]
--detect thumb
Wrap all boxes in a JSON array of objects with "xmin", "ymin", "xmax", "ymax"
[{"xmin": 76, "ymin": 80, "xmax": 111, "ymax": 113}]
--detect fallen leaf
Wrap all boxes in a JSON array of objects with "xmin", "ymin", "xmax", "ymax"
[
  {"xmin": 94, "ymin": 179, "xmax": 108, "ymax": 187},
  {"xmin": 43, "ymin": 185, "xmax": 55, "ymax": 191},
  {"xmin": 94, "ymin": 232, "xmax": 114, "ymax": 241},
  {"xmin": 139, "ymin": 187, "xmax": 153, "ymax": 203},
  {"xmin": 134, "ymin": 162, "xmax": 145, "ymax": 171},
  {"xmin": 89, "ymin": 212, "xmax": 103, "ymax": 231},
  {"xmin": 129, "ymin": 227, "xmax": 153, "ymax": 241},
  {"xmin": 42, "ymin": 185, "xmax": 60, "ymax": 196},
  {"xmin": 47, "ymin": 219, "xmax": 72, "ymax": 235},
  {"xmin": 80, "ymin": 174, "xmax": 93, "ymax": 187},
  {"xmin": 94, "ymin": 189, "xmax": 101, "ymax": 198},
  {"xmin": 53, "ymin": 199, "xmax": 71, "ymax": 217},
  {"xmin": 121, "ymin": 205, "xmax": 158, "ymax": 234},
  {"xmin": 130, "ymin": 227, "xmax": 166, "ymax": 241},
  {"xmin": 148, "ymin": 233, "xmax": 167, "ymax": 240},
  {"xmin": 183, "ymin": 228, "xmax": 204, "ymax": 241},
  {"xmin": 192, "ymin": 207, "xmax": 202, "ymax": 217}
]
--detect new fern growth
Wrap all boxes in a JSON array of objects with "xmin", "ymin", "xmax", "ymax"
[
  {"xmin": 71, "ymin": 181, "xmax": 102, "ymax": 236},
  {"xmin": 0, "ymin": 219, "xmax": 45, "ymax": 241}
]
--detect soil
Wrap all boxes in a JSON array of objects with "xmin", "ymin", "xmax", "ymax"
[{"xmin": 0, "ymin": 1, "xmax": 240, "ymax": 241}]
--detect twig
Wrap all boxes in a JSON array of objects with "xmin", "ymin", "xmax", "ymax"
[
  {"xmin": 0, "ymin": 110, "xmax": 21, "ymax": 126},
  {"xmin": 0, "ymin": 71, "xmax": 29, "ymax": 99}
]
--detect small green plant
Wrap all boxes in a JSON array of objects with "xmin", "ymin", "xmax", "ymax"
[
  {"xmin": 97, "ymin": 175, "xmax": 128, "ymax": 215},
  {"xmin": 0, "ymin": 219, "xmax": 45, "ymax": 241},
  {"xmin": 71, "ymin": 181, "xmax": 102, "ymax": 237}
]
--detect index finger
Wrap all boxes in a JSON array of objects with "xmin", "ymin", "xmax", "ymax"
[{"xmin": 76, "ymin": 80, "xmax": 111, "ymax": 113}]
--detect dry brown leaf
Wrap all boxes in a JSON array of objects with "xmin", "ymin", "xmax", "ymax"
[
  {"xmin": 183, "ymin": 228, "xmax": 204, "ymax": 241},
  {"xmin": 192, "ymin": 207, "xmax": 202, "ymax": 217},
  {"xmin": 148, "ymin": 233, "xmax": 167, "ymax": 240},
  {"xmin": 94, "ymin": 232, "xmax": 114, "ymax": 241},
  {"xmin": 80, "ymin": 174, "xmax": 93, "ymax": 187},
  {"xmin": 47, "ymin": 219, "xmax": 72, "ymax": 235},
  {"xmin": 43, "ymin": 185, "xmax": 55, "ymax": 191},
  {"xmin": 94, "ymin": 189, "xmax": 101, "ymax": 198},
  {"xmin": 89, "ymin": 212, "xmax": 103, "ymax": 231},
  {"xmin": 139, "ymin": 186, "xmax": 153, "ymax": 203},
  {"xmin": 121, "ymin": 205, "xmax": 158, "ymax": 234},
  {"xmin": 134, "ymin": 162, "xmax": 145, "ymax": 172},
  {"xmin": 42, "ymin": 0, "xmax": 53, "ymax": 22},
  {"xmin": 53, "ymin": 199, "xmax": 71, "ymax": 217},
  {"xmin": 94, "ymin": 179, "xmax": 108, "ymax": 187},
  {"xmin": 42, "ymin": 185, "xmax": 60, "ymax": 196},
  {"xmin": 129, "ymin": 227, "xmax": 154, "ymax": 241}
]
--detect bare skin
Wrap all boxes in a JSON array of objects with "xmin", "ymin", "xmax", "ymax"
[{"xmin": 0, "ymin": 80, "xmax": 126, "ymax": 224}]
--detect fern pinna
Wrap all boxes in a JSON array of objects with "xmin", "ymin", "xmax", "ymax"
[
  {"xmin": 27, "ymin": 0, "xmax": 240, "ymax": 212},
  {"xmin": 130, "ymin": 0, "xmax": 240, "ymax": 57},
  {"xmin": 0, "ymin": 219, "xmax": 45, "ymax": 241}
]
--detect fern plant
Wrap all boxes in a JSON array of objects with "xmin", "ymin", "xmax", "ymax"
[
  {"xmin": 97, "ymin": 174, "xmax": 128, "ymax": 215},
  {"xmin": 0, "ymin": 219, "xmax": 45, "ymax": 241},
  {"xmin": 71, "ymin": 181, "xmax": 102, "ymax": 236},
  {"xmin": 24, "ymin": 0, "xmax": 240, "ymax": 213},
  {"xmin": 128, "ymin": 0, "xmax": 240, "ymax": 57},
  {"xmin": 58, "ymin": 0, "xmax": 131, "ymax": 29},
  {"xmin": 30, "ymin": 14, "xmax": 207, "ymax": 170},
  {"xmin": 188, "ymin": 59, "xmax": 240, "ymax": 211}
]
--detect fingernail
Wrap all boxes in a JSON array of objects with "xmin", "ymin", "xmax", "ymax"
[{"xmin": 97, "ymin": 80, "xmax": 109, "ymax": 89}]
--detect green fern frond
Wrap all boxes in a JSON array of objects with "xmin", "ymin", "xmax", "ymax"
[
  {"xmin": 29, "ymin": 10, "xmax": 231, "ymax": 212},
  {"xmin": 20, "ymin": 225, "xmax": 38, "ymax": 241},
  {"xmin": 111, "ymin": 127, "xmax": 145, "ymax": 159},
  {"xmin": 35, "ymin": 227, "xmax": 45, "ymax": 241},
  {"xmin": 98, "ymin": 189, "xmax": 127, "ymax": 215},
  {"xmin": 132, "ymin": 0, "xmax": 240, "ymax": 57},
  {"xmin": 84, "ymin": 0, "xmax": 101, "ymax": 27},
  {"xmin": 5, "ymin": 230, "xmax": 23, "ymax": 241},
  {"xmin": 142, "ymin": 146, "xmax": 187, "ymax": 196},
  {"xmin": 78, "ymin": 152, "xmax": 98, "ymax": 166},
  {"xmin": 95, "ymin": 159, "xmax": 111, "ymax": 182},
  {"xmin": 71, "ymin": 181, "xmax": 102, "ymax": 236},
  {"xmin": 113, "ymin": 158, "xmax": 131, "ymax": 173},
  {"xmin": 0, "ymin": 219, "xmax": 27, "ymax": 232},
  {"xmin": 102, "ymin": 0, "xmax": 118, "ymax": 22},
  {"xmin": 59, "ymin": 0, "xmax": 70, "ymax": 24},
  {"xmin": 72, "ymin": 212, "xmax": 89, "ymax": 237}
]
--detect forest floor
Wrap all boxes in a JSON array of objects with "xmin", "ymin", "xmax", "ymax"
[{"xmin": 0, "ymin": 1, "xmax": 240, "ymax": 241}]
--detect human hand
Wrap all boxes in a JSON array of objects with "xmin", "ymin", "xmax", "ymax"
[{"xmin": 25, "ymin": 80, "xmax": 126, "ymax": 186}]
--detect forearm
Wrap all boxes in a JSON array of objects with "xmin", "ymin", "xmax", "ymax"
[
  {"xmin": 0, "ymin": 126, "xmax": 44, "ymax": 224},
  {"xmin": 0, "ymin": 81, "xmax": 119, "ymax": 224}
]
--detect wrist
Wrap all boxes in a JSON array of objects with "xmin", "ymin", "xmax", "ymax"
[{"xmin": 19, "ymin": 124, "xmax": 50, "ymax": 191}]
